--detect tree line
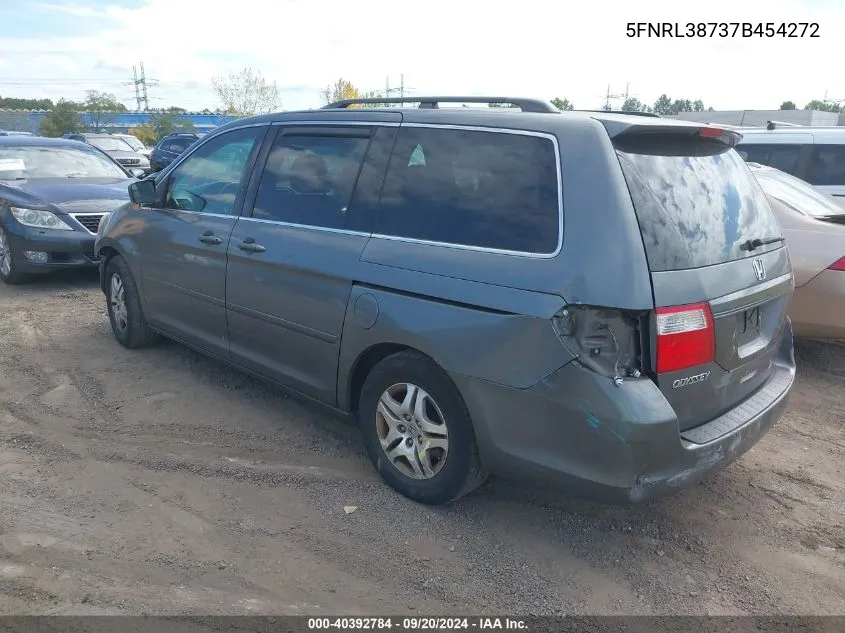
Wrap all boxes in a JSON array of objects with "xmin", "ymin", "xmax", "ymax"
[
  {"xmin": 779, "ymin": 100, "xmax": 842, "ymax": 113},
  {"xmin": 7, "ymin": 66, "xmax": 843, "ymax": 143}
]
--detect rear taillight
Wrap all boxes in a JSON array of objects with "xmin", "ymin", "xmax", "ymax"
[
  {"xmin": 827, "ymin": 256, "xmax": 845, "ymax": 271},
  {"xmin": 698, "ymin": 127, "xmax": 723, "ymax": 138},
  {"xmin": 655, "ymin": 303, "xmax": 715, "ymax": 374}
]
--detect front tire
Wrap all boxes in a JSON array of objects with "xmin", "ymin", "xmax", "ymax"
[
  {"xmin": 0, "ymin": 226, "xmax": 25, "ymax": 285},
  {"xmin": 359, "ymin": 351, "xmax": 487, "ymax": 504},
  {"xmin": 105, "ymin": 255, "xmax": 158, "ymax": 349}
]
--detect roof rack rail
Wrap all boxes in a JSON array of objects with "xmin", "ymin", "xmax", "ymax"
[
  {"xmin": 321, "ymin": 96, "xmax": 559, "ymax": 113},
  {"xmin": 574, "ymin": 109, "xmax": 661, "ymax": 118},
  {"xmin": 766, "ymin": 120, "xmax": 802, "ymax": 130}
]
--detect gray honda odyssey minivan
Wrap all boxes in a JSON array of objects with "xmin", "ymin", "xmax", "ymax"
[{"xmin": 95, "ymin": 96, "xmax": 796, "ymax": 505}]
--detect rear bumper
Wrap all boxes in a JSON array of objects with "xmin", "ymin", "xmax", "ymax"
[
  {"xmin": 790, "ymin": 269, "xmax": 845, "ymax": 339},
  {"xmin": 5, "ymin": 224, "xmax": 98, "ymax": 273},
  {"xmin": 452, "ymin": 321, "xmax": 796, "ymax": 504}
]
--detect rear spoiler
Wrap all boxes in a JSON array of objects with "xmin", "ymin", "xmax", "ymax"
[{"xmin": 605, "ymin": 121, "xmax": 742, "ymax": 147}]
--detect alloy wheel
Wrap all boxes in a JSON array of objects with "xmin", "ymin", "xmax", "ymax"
[
  {"xmin": 109, "ymin": 272, "xmax": 128, "ymax": 333},
  {"xmin": 376, "ymin": 382, "xmax": 449, "ymax": 479}
]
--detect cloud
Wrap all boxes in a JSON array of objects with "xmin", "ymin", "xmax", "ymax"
[{"xmin": 0, "ymin": 0, "xmax": 843, "ymax": 111}]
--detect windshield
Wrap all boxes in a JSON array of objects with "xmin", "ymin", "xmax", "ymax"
[
  {"xmin": 88, "ymin": 136, "xmax": 134, "ymax": 152},
  {"xmin": 616, "ymin": 135, "xmax": 783, "ymax": 271},
  {"xmin": 0, "ymin": 146, "xmax": 128, "ymax": 179},
  {"xmin": 753, "ymin": 167, "xmax": 845, "ymax": 218},
  {"xmin": 120, "ymin": 136, "xmax": 145, "ymax": 151}
]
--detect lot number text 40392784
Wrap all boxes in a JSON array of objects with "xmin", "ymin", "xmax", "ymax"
[{"xmin": 626, "ymin": 22, "xmax": 820, "ymax": 38}]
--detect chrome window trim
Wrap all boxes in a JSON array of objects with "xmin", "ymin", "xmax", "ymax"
[
  {"xmin": 246, "ymin": 122, "xmax": 564, "ymax": 258},
  {"xmin": 237, "ymin": 215, "xmax": 370, "ymax": 237}
]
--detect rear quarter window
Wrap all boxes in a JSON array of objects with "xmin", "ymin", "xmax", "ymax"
[
  {"xmin": 374, "ymin": 126, "xmax": 560, "ymax": 254},
  {"xmin": 735, "ymin": 143, "xmax": 803, "ymax": 176},
  {"xmin": 616, "ymin": 134, "xmax": 783, "ymax": 272},
  {"xmin": 806, "ymin": 145, "xmax": 845, "ymax": 186}
]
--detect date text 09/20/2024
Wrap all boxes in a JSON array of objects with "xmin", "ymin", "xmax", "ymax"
[{"xmin": 626, "ymin": 22, "xmax": 820, "ymax": 38}]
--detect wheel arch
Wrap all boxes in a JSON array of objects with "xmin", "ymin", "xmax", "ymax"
[{"xmin": 345, "ymin": 342, "xmax": 420, "ymax": 414}]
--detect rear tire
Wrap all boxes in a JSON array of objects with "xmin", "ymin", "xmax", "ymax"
[
  {"xmin": 359, "ymin": 350, "xmax": 487, "ymax": 504},
  {"xmin": 105, "ymin": 255, "xmax": 158, "ymax": 349},
  {"xmin": 0, "ymin": 226, "xmax": 26, "ymax": 285}
]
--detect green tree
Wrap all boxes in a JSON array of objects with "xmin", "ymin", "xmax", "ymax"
[
  {"xmin": 211, "ymin": 67, "xmax": 281, "ymax": 116},
  {"xmin": 671, "ymin": 99, "xmax": 693, "ymax": 114},
  {"xmin": 83, "ymin": 90, "xmax": 127, "ymax": 131},
  {"xmin": 779, "ymin": 101, "xmax": 797, "ymax": 110},
  {"xmin": 653, "ymin": 95, "xmax": 709, "ymax": 115},
  {"xmin": 653, "ymin": 94, "xmax": 673, "ymax": 115},
  {"xmin": 0, "ymin": 96, "xmax": 54, "ymax": 110},
  {"xmin": 551, "ymin": 97, "xmax": 574, "ymax": 111},
  {"xmin": 804, "ymin": 100, "xmax": 841, "ymax": 113},
  {"xmin": 39, "ymin": 99, "xmax": 84, "ymax": 137},
  {"xmin": 621, "ymin": 97, "xmax": 649, "ymax": 112}
]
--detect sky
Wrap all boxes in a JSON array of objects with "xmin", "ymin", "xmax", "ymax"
[{"xmin": 0, "ymin": 0, "xmax": 842, "ymax": 113}]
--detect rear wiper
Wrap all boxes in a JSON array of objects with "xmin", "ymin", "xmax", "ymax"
[{"xmin": 739, "ymin": 236, "xmax": 786, "ymax": 251}]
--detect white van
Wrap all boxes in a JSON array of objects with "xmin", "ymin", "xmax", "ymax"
[{"xmin": 736, "ymin": 125, "xmax": 845, "ymax": 199}]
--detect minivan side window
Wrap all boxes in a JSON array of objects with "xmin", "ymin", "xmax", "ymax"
[
  {"xmin": 164, "ymin": 126, "xmax": 263, "ymax": 216},
  {"xmin": 806, "ymin": 146, "xmax": 845, "ymax": 186},
  {"xmin": 736, "ymin": 143, "xmax": 803, "ymax": 176},
  {"xmin": 251, "ymin": 131, "xmax": 370, "ymax": 230},
  {"xmin": 374, "ymin": 127, "xmax": 560, "ymax": 254}
]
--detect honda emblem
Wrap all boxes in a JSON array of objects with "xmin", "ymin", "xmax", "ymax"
[{"xmin": 752, "ymin": 258, "xmax": 766, "ymax": 281}]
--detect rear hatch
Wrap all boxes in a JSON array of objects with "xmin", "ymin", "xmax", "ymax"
[{"xmin": 613, "ymin": 125, "xmax": 793, "ymax": 431}]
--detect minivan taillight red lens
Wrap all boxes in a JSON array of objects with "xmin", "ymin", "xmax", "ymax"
[
  {"xmin": 655, "ymin": 303, "xmax": 715, "ymax": 374},
  {"xmin": 827, "ymin": 256, "xmax": 845, "ymax": 271}
]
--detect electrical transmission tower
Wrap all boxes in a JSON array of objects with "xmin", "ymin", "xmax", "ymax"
[
  {"xmin": 603, "ymin": 83, "xmax": 629, "ymax": 110},
  {"xmin": 131, "ymin": 63, "xmax": 157, "ymax": 111},
  {"xmin": 384, "ymin": 75, "xmax": 411, "ymax": 104}
]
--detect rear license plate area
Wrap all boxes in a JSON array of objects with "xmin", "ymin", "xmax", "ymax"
[{"xmin": 734, "ymin": 306, "xmax": 762, "ymax": 346}]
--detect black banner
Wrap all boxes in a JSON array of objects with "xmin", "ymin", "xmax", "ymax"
[{"xmin": 0, "ymin": 617, "xmax": 842, "ymax": 633}]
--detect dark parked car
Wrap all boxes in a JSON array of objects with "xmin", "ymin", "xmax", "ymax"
[
  {"xmin": 0, "ymin": 136, "xmax": 135, "ymax": 284},
  {"xmin": 149, "ymin": 132, "xmax": 200, "ymax": 172},
  {"xmin": 63, "ymin": 133, "xmax": 151, "ymax": 175},
  {"xmin": 95, "ymin": 96, "xmax": 796, "ymax": 505}
]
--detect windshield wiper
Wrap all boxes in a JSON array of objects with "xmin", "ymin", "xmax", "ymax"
[{"xmin": 739, "ymin": 236, "xmax": 786, "ymax": 252}]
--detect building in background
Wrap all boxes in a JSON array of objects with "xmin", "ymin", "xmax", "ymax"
[
  {"xmin": 0, "ymin": 110, "xmax": 239, "ymax": 135},
  {"xmin": 665, "ymin": 109, "xmax": 841, "ymax": 127}
]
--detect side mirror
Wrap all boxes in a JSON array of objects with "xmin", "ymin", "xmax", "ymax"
[
  {"xmin": 128, "ymin": 179, "xmax": 158, "ymax": 205},
  {"xmin": 128, "ymin": 168, "xmax": 146, "ymax": 179}
]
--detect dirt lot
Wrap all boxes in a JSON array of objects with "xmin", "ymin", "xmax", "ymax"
[{"xmin": 0, "ymin": 270, "xmax": 843, "ymax": 617}]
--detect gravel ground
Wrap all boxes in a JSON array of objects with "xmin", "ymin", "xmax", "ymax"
[{"xmin": 0, "ymin": 270, "xmax": 843, "ymax": 616}]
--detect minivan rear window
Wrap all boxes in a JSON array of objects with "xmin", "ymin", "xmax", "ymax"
[
  {"xmin": 375, "ymin": 127, "xmax": 560, "ymax": 254},
  {"xmin": 616, "ymin": 134, "xmax": 783, "ymax": 272}
]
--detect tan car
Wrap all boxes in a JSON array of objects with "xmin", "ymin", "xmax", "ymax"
[{"xmin": 749, "ymin": 162, "xmax": 845, "ymax": 339}]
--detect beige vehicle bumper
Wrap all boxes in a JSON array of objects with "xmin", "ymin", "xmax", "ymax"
[{"xmin": 790, "ymin": 269, "xmax": 845, "ymax": 339}]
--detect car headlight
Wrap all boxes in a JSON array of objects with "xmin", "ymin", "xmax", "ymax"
[{"xmin": 10, "ymin": 207, "xmax": 73, "ymax": 231}]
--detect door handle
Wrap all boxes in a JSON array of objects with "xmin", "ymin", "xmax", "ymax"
[
  {"xmin": 198, "ymin": 231, "xmax": 222, "ymax": 245},
  {"xmin": 238, "ymin": 237, "xmax": 266, "ymax": 253}
]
